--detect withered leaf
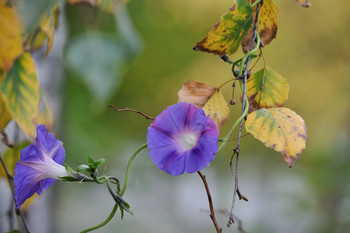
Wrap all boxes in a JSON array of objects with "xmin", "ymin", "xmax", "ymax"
[
  {"xmin": 178, "ymin": 81, "xmax": 230, "ymax": 130},
  {"xmin": 178, "ymin": 81, "xmax": 217, "ymax": 108}
]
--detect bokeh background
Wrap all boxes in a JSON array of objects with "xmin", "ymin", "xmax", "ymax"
[{"xmin": 1, "ymin": 0, "xmax": 349, "ymax": 232}]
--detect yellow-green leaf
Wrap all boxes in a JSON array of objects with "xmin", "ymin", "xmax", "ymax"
[
  {"xmin": 0, "ymin": 53, "xmax": 40, "ymax": 138},
  {"xmin": 0, "ymin": 142, "xmax": 30, "ymax": 178},
  {"xmin": 25, "ymin": 6, "xmax": 59, "ymax": 56},
  {"xmin": 295, "ymin": 0, "xmax": 311, "ymax": 8},
  {"xmin": 245, "ymin": 108, "xmax": 307, "ymax": 167},
  {"xmin": 0, "ymin": 95, "xmax": 12, "ymax": 131},
  {"xmin": 0, "ymin": 0, "xmax": 24, "ymax": 76},
  {"xmin": 246, "ymin": 66, "xmax": 288, "ymax": 112},
  {"xmin": 193, "ymin": 0, "xmax": 253, "ymax": 56},
  {"xmin": 202, "ymin": 90, "xmax": 230, "ymax": 130},
  {"xmin": 242, "ymin": 0, "xmax": 279, "ymax": 53}
]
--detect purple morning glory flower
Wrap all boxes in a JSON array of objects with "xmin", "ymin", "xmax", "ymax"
[
  {"xmin": 14, "ymin": 124, "xmax": 68, "ymax": 208},
  {"xmin": 147, "ymin": 103, "xmax": 219, "ymax": 175}
]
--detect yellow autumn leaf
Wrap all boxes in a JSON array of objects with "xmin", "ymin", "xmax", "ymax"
[
  {"xmin": 246, "ymin": 108, "xmax": 307, "ymax": 167},
  {"xmin": 0, "ymin": 53, "xmax": 40, "ymax": 138},
  {"xmin": 246, "ymin": 66, "xmax": 288, "ymax": 112},
  {"xmin": 0, "ymin": 0, "xmax": 24, "ymax": 78},
  {"xmin": 202, "ymin": 90, "xmax": 230, "ymax": 130},
  {"xmin": 193, "ymin": 0, "xmax": 253, "ymax": 56},
  {"xmin": 0, "ymin": 95, "xmax": 12, "ymax": 131},
  {"xmin": 295, "ymin": 0, "xmax": 311, "ymax": 8},
  {"xmin": 242, "ymin": 0, "xmax": 279, "ymax": 53}
]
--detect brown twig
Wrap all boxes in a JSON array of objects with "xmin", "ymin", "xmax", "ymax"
[
  {"xmin": 1, "ymin": 131, "xmax": 15, "ymax": 148},
  {"xmin": 108, "ymin": 105, "xmax": 155, "ymax": 120},
  {"xmin": 227, "ymin": 0, "xmax": 263, "ymax": 227},
  {"xmin": 197, "ymin": 171, "xmax": 222, "ymax": 233}
]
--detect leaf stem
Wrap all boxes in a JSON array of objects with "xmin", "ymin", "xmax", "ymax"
[{"xmin": 79, "ymin": 144, "xmax": 148, "ymax": 233}]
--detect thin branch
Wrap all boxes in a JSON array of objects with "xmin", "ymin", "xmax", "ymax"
[
  {"xmin": 0, "ymin": 154, "xmax": 31, "ymax": 233},
  {"xmin": 198, "ymin": 171, "xmax": 222, "ymax": 233},
  {"xmin": 1, "ymin": 131, "xmax": 15, "ymax": 148},
  {"xmin": 227, "ymin": 0, "xmax": 262, "ymax": 227},
  {"xmin": 108, "ymin": 105, "xmax": 155, "ymax": 120}
]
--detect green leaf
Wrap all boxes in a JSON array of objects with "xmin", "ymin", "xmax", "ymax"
[
  {"xmin": 245, "ymin": 108, "xmax": 307, "ymax": 167},
  {"xmin": 246, "ymin": 66, "xmax": 289, "ymax": 112},
  {"xmin": 6, "ymin": 230, "xmax": 22, "ymax": 233},
  {"xmin": 0, "ymin": 53, "xmax": 39, "ymax": 138},
  {"xmin": 193, "ymin": 0, "xmax": 253, "ymax": 56},
  {"xmin": 106, "ymin": 182, "xmax": 133, "ymax": 218},
  {"xmin": 87, "ymin": 155, "xmax": 106, "ymax": 170}
]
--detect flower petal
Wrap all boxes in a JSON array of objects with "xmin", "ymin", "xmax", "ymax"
[
  {"xmin": 147, "ymin": 126, "xmax": 176, "ymax": 149},
  {"xmin": 147, "ymin": 103, "xmax": 219, "ymax": 176},
  {"xmin": 151, "ymin": 103, "xmax": 192, "ymax": 135},
  {"xmin": 14, "ymin": 124, "xmax": 66, "ymax": 208},
  {"xmin": 36, "ymin": 124, "xmax": 65, "ymax": 165}
]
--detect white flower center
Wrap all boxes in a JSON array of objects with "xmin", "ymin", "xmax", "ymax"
[{"xmin": 179, "ymin": 133, "xmax": 198, "ymax": 150}]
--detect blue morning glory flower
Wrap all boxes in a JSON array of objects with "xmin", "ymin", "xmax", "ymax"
[
  {"xmin": 14, "ymin": 124, "xmax": 68, "ymax": 208},
  {"xmin": 147, "ymin": 103, "xmax": 219, "ymax": 175}
]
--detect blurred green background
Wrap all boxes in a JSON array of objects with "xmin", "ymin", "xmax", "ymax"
[{"xmin": 20, "ymin": 0, "xmax": 350, "ymax": 232}]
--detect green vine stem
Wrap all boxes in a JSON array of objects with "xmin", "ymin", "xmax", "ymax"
[
  {"xmin": 79, "ymin": 144, "xmax": 148, "ymax": 233},
  {"xmin": 217, "ymin": 32, "xmax": 261, "ymax": 153}
]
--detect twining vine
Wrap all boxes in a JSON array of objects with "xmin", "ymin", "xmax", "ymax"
[{"xmin": 0, "ymin": 0, "xmax": 311, "ymax": 232}]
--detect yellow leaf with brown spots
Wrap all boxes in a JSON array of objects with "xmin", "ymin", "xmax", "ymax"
[
  {"xmin": 246, "ymin": 66, "xmax": 288, "ymax": 112},
  {"xmin": 178, "ymin": 81, "xmax": 217, "ymax": 108},
  {"xmin": 242, "ymin": 0, "xmax": 279, "ymax": 53},
  {"xmin": 193, "ymin": 0, "xmax": 253, "ymax": 56},
  {"xmin": 295, "ymin": 0, "xmax": 311, "ymax": 8},
  {"xmin": 0, "ymin": 53, "xmax": 39, "ymax": 138},
  {"xmin": 245, "ymin": 108, "xmax": 307, "ymax": 167},
  {"xmin": 0, "ymin": 0, "xmax": 24, "ymax": 77}
]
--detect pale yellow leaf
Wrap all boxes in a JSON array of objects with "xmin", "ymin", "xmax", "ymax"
[
  {"xmin": 202, "ymin": 90, "xmax": 230, "ymax": 130},
  {"xmin": 245, "ymin": 108, "xmax": 307, "ymax": 167}
]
